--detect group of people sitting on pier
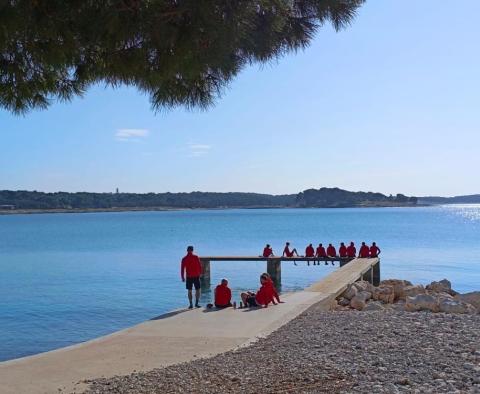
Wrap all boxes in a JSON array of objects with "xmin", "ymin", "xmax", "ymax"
[{"xmin": 263, "ymin": 241, "xmax": 381, "ymax": 264}]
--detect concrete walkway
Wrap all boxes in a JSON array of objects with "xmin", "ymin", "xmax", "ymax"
[{"xmin": 0, "ymin": 258, "xmax": 378, "ymax": 394}]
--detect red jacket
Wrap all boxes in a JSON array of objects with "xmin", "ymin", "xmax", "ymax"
[
  {"xmin": 255, "ymin": 283, "xmax": 277, "ymax": 306},
  {"xmin": 346, "ymin": 245, "xmax": 356, "ymax": 257},
  {"xmin": 305, "ymin": 245, "xmax": 315, "ymax": 257},
  {"xmin": 326, "ymin": 245, "xmax": 336, "ymax": 256},
  {"xmin": 370, "ymin": 245, "xmax": 380, "ymax": 257},
  {"xmin": 181, "ymin": 253, "xmax": 202, "ymax": 280},
  {"xmin": 263, "ymin": 247, "xmax": 273, "ymax": 257},
  {"xmin": 316, "ymin": 246, "xmax": 326, "ymax": 257},
  {"xmin": 265, "ymin": 278, "xmax": 280, "ymax": 303},
  {"xmin": 339, "ymin": 245, "xmax": 347, "ymax": 257},
  {"xmin": 214, "ymin": 284, "xmax": 232, "ymax": 306},
  {"xmin": 359, "ymin": 245, "xmax": 370, "ymax": 258}
]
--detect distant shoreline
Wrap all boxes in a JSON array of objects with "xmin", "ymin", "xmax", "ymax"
[{"xmin": 0, "ymin": 204, "xmax": 424, "ymax": 216}]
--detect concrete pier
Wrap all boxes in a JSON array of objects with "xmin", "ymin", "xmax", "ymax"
[{"xmin": 0, "ymin": 257, "xmax": 380, "ymax": 394}]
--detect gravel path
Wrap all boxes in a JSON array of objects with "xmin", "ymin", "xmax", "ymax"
[{"xmin": 84, "ymin": 305, "xmax": 480, "ymax": 394}]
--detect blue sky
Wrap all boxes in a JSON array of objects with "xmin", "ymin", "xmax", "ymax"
[{"xmin": 1, "ymin": 0, "xmax": 479, "ymax": 196}]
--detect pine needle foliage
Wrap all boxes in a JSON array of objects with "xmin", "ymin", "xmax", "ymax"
[{"xmin": 0, "ymin": 0, "xmax": 364, "ymax": 114}]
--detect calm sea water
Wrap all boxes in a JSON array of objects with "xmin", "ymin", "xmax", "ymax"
[{"xmin": 1, "ymin": 206, "xmax": 479, "ymax": 362}]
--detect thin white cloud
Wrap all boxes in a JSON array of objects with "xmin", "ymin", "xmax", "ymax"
[
  {"xmin": 115, "ymin": 129, "xmax": 149, "ymax": 141},
  {"xmin": 188, "ymin": 143, "xmax": 211, "ymax": 157}
]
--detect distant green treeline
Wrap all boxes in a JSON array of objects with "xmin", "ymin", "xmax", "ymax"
[{"xmin": 0, "ymin": 188, "xmax": 418, "ymax": 210}]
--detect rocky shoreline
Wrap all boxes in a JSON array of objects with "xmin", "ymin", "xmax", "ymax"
[
  {"xmin": 335, "ymin": 278, "xmax": 480, "ymax": 314},
  {"xmin": 84, "ymin": 279, "xmax": 480, "ymax": 394}
]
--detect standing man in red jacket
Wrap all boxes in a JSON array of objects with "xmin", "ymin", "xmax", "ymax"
[{"xmin": 181, "ymin": 245, "xmax": 203, "ymax": 309}]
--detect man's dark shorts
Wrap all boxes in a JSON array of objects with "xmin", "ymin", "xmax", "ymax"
[{"xmin": 186, "ymin": 276, "xmax": 201, "ymax": 290}]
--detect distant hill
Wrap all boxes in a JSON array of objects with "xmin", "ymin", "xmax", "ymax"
[
  {"xmin": 418, "ymin": 195, "xmax": 480, "ymax": 205},
  {"xmin": 0, "ymin": 188, "xmax": 418, "ymax": 211},
  {"xmin": 296, "ymin": 188, "xmax": 417, "ymax": 208}
]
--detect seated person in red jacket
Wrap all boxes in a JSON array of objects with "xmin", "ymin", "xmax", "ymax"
[
  {"xmin": 240, "ymin": 274, "xmax": 277, "ymax": 308},
  {"xmin": 346, "ymin": 241, "xmax": 356, "ymax": 258},
  {"xmin": 214, "ymin": 279, "xmax": 232, "ymax": 308},
  {"xmin": 305, "ymin": 243, "xmax": 315, "ymax": 265},
  {"xmin": 326, "ymin": 243, "xmax": 337, "ymax": 266},
  {"xmin": 339, "ymin": 242, "xmax": 348, "ymax": 258},
  {"xmin": 262, "ymin": 273, "xmax": 283, "ymax": 304},
  {"xmin": 282, "ymin": 242, "xmax": 298, "ymax": 258},
  {"xmin": 262, "ymin": 244, "xmax": 274, "ymax": 257},
  {"xmin": 316, "ymin": 243, "xmax": 327, "ymax": 265},
  {"xmin": 369, "ymin": 242, "xmax": 381, "ymax": 258},
  {"xmin": 359, "ymin": 242, "xmax": 370, "ymax": 258},
  {"xmin": 180, "ymin": 245, "xmax": 203, "ymax": 309}
]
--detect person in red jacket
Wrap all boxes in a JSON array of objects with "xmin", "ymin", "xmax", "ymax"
[
  {"xmin": 241, "ymin": 274, "xmax": 278, "ymax": 308},
  {"xmin": 316, "ymin": 243, "xmax": 327, "ymax": 265},
  {"xmin": 326, "ymin": 243, "xmax": 337, "ymax": 266},
  {"xmin": 263, "ymin": 273, "xmax": 283, "ymax": 304},
  {"xmin": 262, "ymin": 244, "xmax": 274, "ymax": 257},
  {"xmin": 346, "ymin": 242, "xmax": 356, "ymax": 258},
  {"xmin": 214, "ymin": 279, "xmax": 232, "ymax": 308},
  {"xmin": 359, "ymin": 242, "xmax": 370, "ymax": 258},
  {"xmin": 282, "ymin": 242, "xmax": 298, "ymax": 258},
  {"xmin": 305, "ymin": 243, "xmax": 315, "ymax": 265},
  {"xmin": 339, "ymin": 242, "xmax": 348, "ymax": 258},
  {"xmin": 181, "ymin": 245, "xmax": 203, "ymax": 309},
  {"xmin": 369, "ymin": 242, "xmax": 381, "ymax": 258}
]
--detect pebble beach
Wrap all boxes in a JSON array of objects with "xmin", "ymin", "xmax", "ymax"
[{"xmin": 85, "ymin": 303, "xmax": 480, "ymax": 394}]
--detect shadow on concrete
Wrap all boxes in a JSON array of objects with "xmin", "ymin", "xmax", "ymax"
[{"xmin": 150, "ymin": 309, "xmax": 188, "ymax": 321}]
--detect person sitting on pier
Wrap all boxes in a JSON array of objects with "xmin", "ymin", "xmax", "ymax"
[
  {"xmin": 316, "ymin": 243, "xmax": 327, "ymax": 265},
  {"xmin": 305, "ymin": 243, "xmax": 315, "ymax": 265},
  {"xmin": 282, "ymin": 242, "xmax": 299, "ymax": 258},
  {"xmin": 327, "ymin": 243, "xmax": 337, "ymax": 265},
  {"xmin": 214, "ymin": 278, "xmax": 232, "ymax": 308},
  {"xmin": 262, "ymin": 244, "xmax": 274, "ymax": 257},
  {"xmin": 339, "ymin": 242, "xmax": 348, "ymax": 258},
  {"xmin": 369, "ymin": 242, "xmax": 381, "ymax": 258},
  {"xmin": 347, "ymin": 241, "xmax": 356, "ymax": 258},
  {"xmin": 241, "ymin": 274, "xmax": 277, "ymax": 308},
  {"xmin": 359, "ymin": 242, "xmax": 370, "ymax": 258},
  {"xmin": 181, "ymin": 245, "xmax": 203, "ymax": 309}
]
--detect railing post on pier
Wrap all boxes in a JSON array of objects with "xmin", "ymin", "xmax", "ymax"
[
  {"xmin": 267, "ymin": 258, "xmax": 282, "ymax": 286},
  {"xmin": 200, "ymin": 259, "xmax": 211, "ymax": 289},
  {"xmin": 372, "ymin": 259, "xmax": 381, "ymax": 286}
]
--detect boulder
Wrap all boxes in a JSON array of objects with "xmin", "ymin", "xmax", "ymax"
[
  {"xmin": 379, "ymin": 279, "xmax": 412, "ymax": 301},
  {"xmin": 353, "ymin": 280, "xmax": 375, "ymax": 294},
  {"xmin": 405, "ymin": 294, "xmax": 439, "ymax": 312},
  {"xmin": 363, "ymin": 301, "xmax": 385, "ymax": 311},
  {"xmin": 372, "ymin": 285, "xmax": 395, "ymax": 304},
  {"xmin": 454, "ymin": 292, "xmax": 480, "ymax": 311},
  {"xmin": 337, "ymin": 297, "xmax": 351, "ymax": 307},
  {"xmin": 341, "ymin": 284, "xmax": 358, "ymax": 300},
  {"xmin": 438, "ymin": 299, "xmax": 476, "ymax": 314},
  {"xmin": 402, "ymin": 285, "xmax": 426, "ymax": 299},
  {"xmin": 350, "ymin": 291, "xmax": 371, "ymax": 311},
  {"xmin": 426, "ymin": 279, "xmax": 458, "ymax": 296}
]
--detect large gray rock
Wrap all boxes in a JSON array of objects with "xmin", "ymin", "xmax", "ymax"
[
  {"xmin": 405, "ymin": 294, "xmax": 439, "ymax": 312},
  {"xmin": 379, "ymin": 279, "xmax": 413, "ymax": 300},
  {"xmin": 353, "ymin": 280, "xmax": 375, "ymax": 294},
  {"xmin": 426, "ymin": 279, "xmax": 458, "ymax": 296},
  {"xmin": 337, "ymin": 297, "xmax": 351, "ymax": 307},
  {"xmin": 403, "ymin": 285, "xmax": 426, "ymax": 299},
  {"xmin": 372, "ymin": 285, "xmax": 395, "ymax": 304},
  {"xmin": 350, "ymin": 291, "xmax": 371, "ymax": 311},
  {"xmin": 454, "ymin": 291, "xmax": 480, "ymax": 310},
  {"xmin": 341, "ymin": 284, "xmax": 358, "ymax": 300},
  {"xmin": 438, "ymin": 299, "xmax": 476, "ymax": 314}
]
